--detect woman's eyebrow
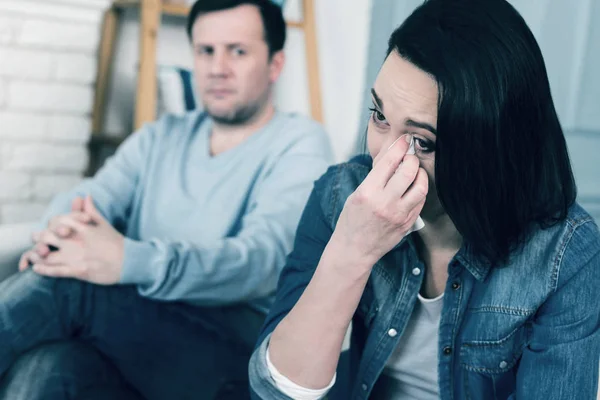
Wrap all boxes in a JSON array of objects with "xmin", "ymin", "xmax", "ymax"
[
  {"xmin": 372, "ymin": 88, "xmax": 437, "ymax": 135},
  {"xmin": 371, "ymin": 88, "xmax": 384, "ymax": 111},
  {"xmin": 406, "ymin": 119, "xmax": 437, "ymax": 135}
]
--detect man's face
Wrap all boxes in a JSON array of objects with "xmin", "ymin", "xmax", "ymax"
[{"xmin": 191, "ymin": 4, "xmax": 284, "ymax": 124}]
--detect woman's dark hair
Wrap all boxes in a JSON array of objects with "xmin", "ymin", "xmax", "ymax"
[
  {"xmin": 187, "ymin": 0, "xmax": 286, "ymax": 57},
  {"xmin": 388, "ymin": 0, "xmax": 576, "ymax": 265}
]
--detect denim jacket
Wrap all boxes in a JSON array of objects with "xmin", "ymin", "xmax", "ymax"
[{"xmin": 249, "ymin": 155, "xmax": 600, "ymax": 400}]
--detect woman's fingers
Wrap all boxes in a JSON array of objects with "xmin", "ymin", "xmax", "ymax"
[
  {"xmin": 400, "ymin": 167, "xmax": 429, "ymax": 213},
  {"xmin": 364, "ymin": 136, "xmax": 411, "ymax": 190},
  {"xmin": 384, "ymin": 154, "xmax": 421, "ymax": 197}
]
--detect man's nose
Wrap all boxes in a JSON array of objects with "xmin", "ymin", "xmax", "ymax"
[{"xmin": 209, "ymin": 51, "xmax": 230, "ymax": 76}]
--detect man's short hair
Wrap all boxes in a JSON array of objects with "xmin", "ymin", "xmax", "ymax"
[{"xmin": 187, "ymin": 0, "xmax": 286, "ymax": 56}]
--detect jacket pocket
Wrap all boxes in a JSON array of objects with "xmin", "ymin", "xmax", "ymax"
[{"xmin": 459, "ymin": 321, "xmax": 528, "ymax": 400}]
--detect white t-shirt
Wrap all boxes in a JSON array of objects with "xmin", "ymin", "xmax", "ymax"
[{"xmin": 374, "ymin": 292, "xmax": 443, "ymax": 399}]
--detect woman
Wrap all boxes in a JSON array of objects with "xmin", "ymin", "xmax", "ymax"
[{"xmin": 249, "ymin": 0, "xmax": 600, "ymax": 399}]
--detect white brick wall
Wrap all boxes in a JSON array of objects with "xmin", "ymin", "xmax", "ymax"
[
  {"xmin": 0, "ymin": 203, "xmax": 48, "ymax": 225},
  {"xmin": 0, "ymin": 0, "xmax": 110, "ymax": 224},
  {"xmin": 33, "ymin": 174, "xmax": 84, "ymax": 201},
  {"xmin": 8, "ymin": 82, "xmax": 94, "ymax": 113},
  {"xmin": 55, "ymin": 54, "xmax": 98, "ymax": 84},
  {"xmin": 5, "ymin": 143, "xmax": 88, "ymax": 173},
  {"xmin": 0, "ymin": 172, "xmax": 31, "ymax": 201},
  {"xmin": 19, "ymin": 20, "xmax": 101, "ymax": 52},
  {"xmin": 0, "ymin": 78, "xmax": 6, "ymax": 107},
  {"xmin": 0, "ymin": 48, "xmax": 53, "ymax": 80}
]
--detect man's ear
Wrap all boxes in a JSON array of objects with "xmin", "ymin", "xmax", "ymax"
[{"xmin": 268, "ymin": 50, "xmax": 286, "ymax": 83}]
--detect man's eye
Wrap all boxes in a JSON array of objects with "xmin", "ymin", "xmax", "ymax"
[{"xmin": 233, "ymin": 48, "xmax": 246, "ymax": 56}]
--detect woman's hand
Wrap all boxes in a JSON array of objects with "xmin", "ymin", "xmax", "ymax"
[
  {"xmin": 332, "ymin": 135, "xmax": 428, "ymax": 267},
  {"xmin": 267, "ymin": 136, "xmax": 429, "ymax": 391}
]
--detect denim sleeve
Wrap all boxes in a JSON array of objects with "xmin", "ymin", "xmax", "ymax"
[
  {"xmin": 249, "ymin": 172, "xmax": 334, "ymax": 398},
  {"xmin": 515, "ymin": 219, "xmax": 600, "ymax": 399},
  {"xmin": 37, "ymin": 124, "xmax": 155, "ymax": 231},
  {"xmin": 249, "ymin": 333, "xmax": 294, "ymax": 400}
]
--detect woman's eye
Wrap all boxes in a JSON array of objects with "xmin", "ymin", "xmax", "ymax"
[
  {"xmin": 369, "ymin": 108, "xmax": 388, "ymax": 124},
  {"xmin": 414, "ymin": 137, "xmax": 435, "ymax": 153}
]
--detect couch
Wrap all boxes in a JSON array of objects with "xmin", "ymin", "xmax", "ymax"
[{"xmin": 0, "ymin": 223, "xmax": 33, "ymax": 282}]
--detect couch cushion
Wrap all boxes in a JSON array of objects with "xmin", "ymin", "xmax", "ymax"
[{"xmin": 0, "ymin": 223, "xmax": 33, "ymax": 282}]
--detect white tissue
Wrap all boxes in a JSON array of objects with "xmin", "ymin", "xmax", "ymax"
[{"xmin": 404, "ymin": 136, "xmax": 425, "ymax": 235}]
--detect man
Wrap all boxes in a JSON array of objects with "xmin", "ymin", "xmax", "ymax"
[{"xmin": 0, "ymin": 0, "xmax": 332, "ymax": 398}]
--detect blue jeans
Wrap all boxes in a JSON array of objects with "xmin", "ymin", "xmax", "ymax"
[
  {"xmin": 0, "ymin": 341, "xmax": 140, "ymax": 400},
  {"xmin": 0, "ymin": 270, "xmax": 265, "ymax": 400}
]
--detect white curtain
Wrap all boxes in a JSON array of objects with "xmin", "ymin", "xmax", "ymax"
[{"xmin": 360, "ymin": 0, "xmax": 600, "ymax": 222}]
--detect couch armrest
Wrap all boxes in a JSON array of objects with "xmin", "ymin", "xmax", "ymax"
[{"xmin": 0, "ymin": 223, "xmax": 33, "ymax": 282}]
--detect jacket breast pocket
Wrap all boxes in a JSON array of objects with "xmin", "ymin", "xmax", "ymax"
[{"xmin": 459, "ymin": 314, "xmax": 530, "ymax": 400}]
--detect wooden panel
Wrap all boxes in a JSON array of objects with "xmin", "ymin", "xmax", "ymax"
[
  {"xmin": 134, "ymin": 0, "xmax": 160, "ymax": 129},
  {"xmin": 302, "ymin": 0, "xmax": 323, "ymax": 122},
  {"xmin": 91, "ymin": 7, "xmax": 119, "ymax": 134},
  {"xmin": 287, "ymin": 20, "xmax": 304, "ymax": 29},
  {"xmin": 161, "ymin": 3, "xmax": 189, "ymax": 17}
]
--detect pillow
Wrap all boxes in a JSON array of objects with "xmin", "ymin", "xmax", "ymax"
[{"xmin": 157, "ymin": 65, "xmax": 200, "ymax": 116}]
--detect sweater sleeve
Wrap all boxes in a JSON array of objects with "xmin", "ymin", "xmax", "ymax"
[{"xmin": 119, "ymin": 127, "xmax": 333, "ymax": 305}]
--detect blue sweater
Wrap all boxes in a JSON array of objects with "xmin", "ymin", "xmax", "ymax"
[{"xmin": 40, "ymin": 111, "xmax": 333, "ymax": 312}]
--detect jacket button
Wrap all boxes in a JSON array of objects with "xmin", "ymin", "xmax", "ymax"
[
  {"xmin": 443, "ymin": 346, "xmax": 452, "ymax": 355},
  {"xmin": 387, "ymin": 328, "xmax": 398, "ymax": 337},
  {"xmin": 451, "ymin": 281, "xmax": 461, "ymax": 290},
  {"xmin": 361, "ymin": 383, "xmax": 368, "ymax": 391},
  {"xmin": 499, "ymin": 361, "xmax": 508, "ymax": 369},
  {"xmin": 412, "ymin": 267, "xmax": 421, "ymax": 276}
]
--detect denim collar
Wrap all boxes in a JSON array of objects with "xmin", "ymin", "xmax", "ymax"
[
  {"xmin": 392, "ymin": 235, "xmax": 492, "ymax": 282},
  {"xmin": 455, "ymin": 242, "xmax": 492, "ymax": 281}
]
